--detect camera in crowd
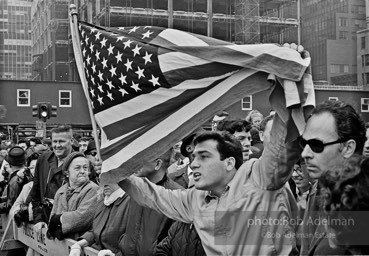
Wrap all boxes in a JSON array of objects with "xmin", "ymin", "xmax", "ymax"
[{"xmin": 13, "ymin": 204, "xmax": 30, "ymax": 227}]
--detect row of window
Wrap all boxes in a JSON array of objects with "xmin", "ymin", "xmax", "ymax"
[
  {"xmin": 241, "ymin": 96, "xmax": 369, "ymax": 113},
  {"xmin": 17, "ymin": 90, "xmax": 369, "ymax": 113},
  {"xmin": 17, "ymin": 89, "xmax": 71, "ymax": 107}
]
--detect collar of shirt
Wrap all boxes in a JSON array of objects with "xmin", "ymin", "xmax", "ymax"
[{"xmin": 204, "ymin": 184, "xmax": 230, "ymax": 204}]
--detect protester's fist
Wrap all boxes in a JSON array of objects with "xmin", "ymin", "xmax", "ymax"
[
  {"xmin": 283, "ymin": 43, "xmax": 309, "ymax": 59},
  {"xmin": 97, "ymin": 249, "xmax": 115, "ymax": 256}
]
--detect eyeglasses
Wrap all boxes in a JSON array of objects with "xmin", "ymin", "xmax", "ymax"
[
  {"xmin": 88, "ymin": 151, "xmax": 98, "ymax": 157},
  {"xmin": 299, "ymin": 137, "xmax": 346, "ymax": 153}
]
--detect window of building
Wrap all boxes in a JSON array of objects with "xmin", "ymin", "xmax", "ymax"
[
  {"xmin": 338, "ymin": 31, "xmax": 348, "ymax": 40},
  {"xmin": 17, "ymin": 89, "xmax": 30, "ymax": 107},
  {"xmin": 343, "ymin": 65, "xmax": 349, "ymax": 73},
  {"xmin": 361, "ymin": 98, "xmax": 369, "ymax": 112},
  {"xmin": 361, "ymin": 37, "xmax": 366, "ymax": 50},
  {"xmin": 329, "ymin": 97, "xmax": 338, "ymax": 101},
  {"xmin": 241, "ymin": 96, "xmax": 252, "ymax": 110},
  {"xmin": 59, "ymin": 90, "xmax": 71, "ymax": 107},
  {"xmin": 338, "ymin": 17, "xmax": 347, "ymax": 27},
  {"xmin": 330, "ymin": 64, "xmax": 340, "ymax": 74}
]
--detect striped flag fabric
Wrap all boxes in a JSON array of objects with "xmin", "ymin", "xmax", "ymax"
[{"xmin": 75, "ymin": 21, "xmax": 313, "ymax": 184}]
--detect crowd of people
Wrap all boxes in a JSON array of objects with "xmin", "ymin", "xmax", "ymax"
[{"xmin": 0, "ymin": 99, "xmax": 368, "ymax": 255}]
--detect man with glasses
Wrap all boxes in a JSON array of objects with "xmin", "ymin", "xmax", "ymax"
[{"xmin": 299, "ymin": 100, "xmax": 366, "ymax": 255}]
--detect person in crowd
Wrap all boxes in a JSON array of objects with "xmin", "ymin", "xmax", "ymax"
[
  {"xmin": 30, "ymin": 125, "xmax": 74, "ymax": 238},
  {"xmin": 69, "ymin": 183, "xmax": 129, "ymax": 256},
  {"xmin": 216, "ymin": 119, "xmax": 252, "ymax": 162},
  {"xmin": 362, "ymin": 122, "xmax": 369, "ymax": 156},
  {"xmin": 167, "ymin": 141, "xmax": 187, "ymax": 174},
  {"xmin": 290, "ymin": 159, "xmax": 311, "ymax": 219},
  {"xmin": 211, "ymin": 111, "xmax": 229, "ymax": 131},
  {"xmin": 99, "ymin": 149, "xmax": 182, "ymax": 256},
  {"xmin": 42, "ymin": 138, "xmax": 52, "ymax": 151},
  {"xmin": 319, "ymin": 154, "xmax": 369, "ymax": 255},
  {"xmin": 0, "ymin": 146, "xmax": 28, "ymax": 214},
  {"xmin": 249, "ymin": 126, "xmax": 263, "ymax": 159},
  {"xmin": 299, "ymin": 100, "xmax": 366, "ymax": 255},
  {"xmin": 168, "ymin": 129, "xmax": 204, "ymax": 187},
  {"xmin": 78, "ymin": 137, "xmax": 90, "ymax": 154},
  {"xmin": 18, "ymin": 139, "xmax": 29, "ymax": 152},
  {"xmin": 84, "ymin": 139, "xmax": 100, "ymax": 183},
  {"xmin": 119, "ymin": 111, "xmax": 300, "ymax": 255},
  {"xmin": 11, "ymin": 152, "xmax": 39, "ymax": 225},
  {"xmin": 46, "ymin": 152, "xmax": 98, "ymax": 240},
  {"xmin": 72, "ymin": 133, "xmax": 82, "ymax": 152},
  {"xmin": 245, "ymin": 109, "xmax": 263, "ymax": 129}
]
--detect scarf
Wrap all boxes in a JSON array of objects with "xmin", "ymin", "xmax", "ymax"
[{"xmin": 104, "ymin": 188, "xmax": 125, "ymax": 206}]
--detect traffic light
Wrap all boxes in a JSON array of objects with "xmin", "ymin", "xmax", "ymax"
[
  {"xmin": 39, "ymin": 103, "xmax": 49, "ymax": 121},
  {"xmin": 33, "ymin": 102, "xmax": 57, "ymax": 121}
]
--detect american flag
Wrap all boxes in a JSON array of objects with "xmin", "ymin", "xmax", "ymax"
[{"xmin": 74, "ymin": 21, "xmax": 313, "ymax": 184}]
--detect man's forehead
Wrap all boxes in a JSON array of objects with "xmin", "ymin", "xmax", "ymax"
[
  {"xmin": 193, "ymin": 140, "xmax": 218, "ymax": 153},
  {"xmin": 304, "ymin": 112, "xmax": 336, "ymax": 137}
]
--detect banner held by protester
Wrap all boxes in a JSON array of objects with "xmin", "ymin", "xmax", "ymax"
[{"xmin": 69, "ymin": 6, "xmax": 314, "ymax": 184}]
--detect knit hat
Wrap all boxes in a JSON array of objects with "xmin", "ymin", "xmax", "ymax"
[
  {"xmin": 62, "ymin": 152, "xmax": 85, "ymax": 174},
  {"xmin": 84, "ymin": 140, "xmax": 96, "ymax": 155},
  {"xmin": 6, "ymin": 146, "xmax": 26, "ymax": 166}
]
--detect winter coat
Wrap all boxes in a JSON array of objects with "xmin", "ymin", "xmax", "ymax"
[
  {"xmin": 118, "ymin": 175, "xmax": 183, "ymax": 256},
  {"xmin": 155, "ymin": 221, "xmax": 205, "ymax": 256},
  {"xmin": 30, "ymin": 151, "xmax": 64, "ymax": 223},
  {"xmin": 49, "ymin": 181, "xmax": 98, "ymax": 240},
  {"xmin": 0, "ymin": 170, "xmax": 24, "ymax": 214},
  {"xmin": 80, "ymin": 193, "xmax": 130, "ymax": 254}
]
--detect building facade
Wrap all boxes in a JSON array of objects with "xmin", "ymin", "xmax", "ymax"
[
  {"xmin": 301, "ymin": 0, "xmax": 366, "ymax": 86},
  {"xmin": 31, "ymin": 0, "xmax": 69, "ymax": 81},
  {"xmin": 0, "ymin": 0, "xmax": 32, "ymax": 80}
]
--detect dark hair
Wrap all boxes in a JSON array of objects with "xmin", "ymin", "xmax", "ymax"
[
  {"xmin": 312, "ymin": 100, "xmax": 366, "ymax": 154},
  {"xmin": 194, "ymin": 131, "xmax": 243, "ymax": 169},
  {"xmin": 217, "ymin": 119, "xmax": 251, "ymax": 134},
  {"xmin": 29, "ymin": 137, "xmax": 42, "ymax": 145},
  {"xmin": 319, "ymin": 154, "xmax": 369, "ymax": 253},
  {"xmin": 259, "ymin": 114, "xmax": 275, "ymax": 132}
]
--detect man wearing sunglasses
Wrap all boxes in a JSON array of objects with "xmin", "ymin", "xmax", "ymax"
[{"xmin": 299, "ymin": 100, "xmax": 366, "ymax": 255}]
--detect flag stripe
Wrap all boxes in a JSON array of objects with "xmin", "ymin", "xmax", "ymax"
[
  {"xmin": 157, "ymin": 28, "xmax": 209, "ymax": 46},
  {"xmin": 162, "ymin": 62, "xmax": 240, "ymax": 86}
]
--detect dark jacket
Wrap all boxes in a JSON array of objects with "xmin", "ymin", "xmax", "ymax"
[
  {"xmin": 0, "ymin": 170, "xmax": 24, "ymax": 214},
  {"xmin": 30, "ymin": 151, "xmax": 64, "ymax": 224},
  {"xmin": 118, "ymin": 175, "xmax": 183, "ymax": 256},
  {"xmin": 300, "ymin": 181, "xmax": 347, "ymax": 256},
  {"xmin": 80, "ymin": 192, "xmax": 130, "ymax": 254},
  {"xmin": 155, "ymin": 221, "xmax": 205, "ymax": 256}
]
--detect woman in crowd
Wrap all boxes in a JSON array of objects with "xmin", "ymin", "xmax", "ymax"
[
  {"xmin": 245, "ymin": 109, "xmax": 263, "ymax": 129},
  {"xmin": 69, "ymin": 183, "xmax": 130, "ymax": 256},
  {"xmin": 319, "ymin": 154, "xmax": 369, "ymax": 255},
  {"xmin": 46, "ymin": 152, "xmax": 98, "ymax": 240}
]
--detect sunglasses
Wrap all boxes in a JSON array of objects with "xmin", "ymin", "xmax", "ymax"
[{"xmin": 299, "ymin": 137, "xmax": 346, "ymax": 153}]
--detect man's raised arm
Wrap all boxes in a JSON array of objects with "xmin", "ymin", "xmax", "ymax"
[{"xmin": 119, "ymin": 175, "xmax": 194, "ymax": 223}]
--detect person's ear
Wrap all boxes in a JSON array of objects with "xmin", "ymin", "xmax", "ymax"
[
  {"xmin": 342, "ymin": 139, "xmax": 356, "ymax": 159},
  {"xmin": 224, "ymin": 157, "xmax": 236, "ymax": 171},
  {"xmin": 155, "ymin": 159, "xmax": 163, "ymax": 171},
  {"xmin": 259, "ymin": 131, "xmax": 264, "ymax": 142}
]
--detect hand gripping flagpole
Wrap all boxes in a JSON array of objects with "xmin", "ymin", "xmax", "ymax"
[{"xmin": 69, "ymin": 4, "xmax": 101, "ymax": 160}]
